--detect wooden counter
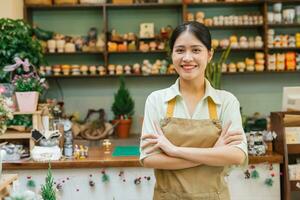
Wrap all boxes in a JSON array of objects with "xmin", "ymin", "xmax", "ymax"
[{"xmin": 3, "ymin": 146, "xmax": 283, "ymax": 170}]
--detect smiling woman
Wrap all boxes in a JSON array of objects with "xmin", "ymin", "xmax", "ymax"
[{"xmin": 139, "ymin": 21, "xmax": 248, "ymax": 200}]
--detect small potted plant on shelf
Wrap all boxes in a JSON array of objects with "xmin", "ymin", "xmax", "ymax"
[
  {"xmin": 0, "ymin": 95, "xmax": 13, "ymax": 134},
  {"xmin": 111, "ymin": 77, "xmax": 134, "ymax": 139},
  {"xmin": 4, "ymin": 57, "xmax": 48, "ymax": 112}
]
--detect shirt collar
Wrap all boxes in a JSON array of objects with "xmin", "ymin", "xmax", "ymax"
[{"xmin": 164, "ymin": 78, "xmax": 221, "ymax": 105}]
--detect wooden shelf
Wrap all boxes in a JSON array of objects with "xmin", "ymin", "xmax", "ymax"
[
  {"xmin": 267, "ymin": 0, "xmax": 300, "ymax": 4},
  {"xmin": 208, "ymin": 24, "xmax": 263, "ymax": 29},
  {"xmin": 25, "ymin": 3, "xmax": 104, "ymax": 9},
  {"xmin": 268, "ymin": 23, "xmax": 300, "ymax": 28},
  {"xmin": 186, "ymin": 0, "xmax": 264, "ymax": 6},
  {"xmin": 45, "ymin": 51, "xmax": 104, "ymax": 55},
  {"xmin": 106, "ymin": 3, "xmax": 181, "ymax": 8},
  {"xmin": 215, "ymin": 47, "xmax": 264, "ymax": 52},
  {"xmin": 44, "ymin": 74, "xmax": 178, "ymax": 79},
  {"xmin": 287, "ymin": 144, "xmax": 300, "ymax": 154},
  {"xmin": 43, "ymin": 70, "xmax": 300, "ymax": 78},
  {"xmin": 222, "ymin": 70, "xmax": 300, "ymax": 75},
  {"xmin": 0, "ymin": 131, "xmax": 31, "ymax": 140},
  {"xmin": 13, "ymin": 111, "xmax": 41, "ymax": 115},
  {"xmin": 268, "ymin": 47, "xmax": 300, "ymax": 51},
  {"xmin": 108, "ymin": 50, "xmax": 167, "ymax": 54}
]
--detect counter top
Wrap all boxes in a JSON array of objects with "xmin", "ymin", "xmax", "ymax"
[
  {"xmin": 3, "ymin": 146, "xmax": 283, "ymax": 170},
  {"xmin": 2, "ymin": 135, "xmax": 283, "ymax": 170}
]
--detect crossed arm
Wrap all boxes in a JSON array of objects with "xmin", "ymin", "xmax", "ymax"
[{"xmin": 141, "ymin": 122, "xmax": 246, "ymax": 170}]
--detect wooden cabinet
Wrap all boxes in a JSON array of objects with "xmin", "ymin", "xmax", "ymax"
[
  {"xmin": 271, "ymin": 111, "xmax": 300, "ymax": 200},
  {"xmin": 0, "ymin": 111, "xmax": 42, "ymax": 154}
]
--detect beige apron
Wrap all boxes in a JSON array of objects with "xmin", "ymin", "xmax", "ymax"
[{"xmin": 153, "ymin": 97, "xmax": 230, "ymax": 200}]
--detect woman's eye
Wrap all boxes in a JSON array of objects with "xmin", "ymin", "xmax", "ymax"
[
  {"xmin": 193, "ymin": 49, "xmax": 201, "ymax": 53},
  {"xmin": 175, "ymin": 49, "xmax": 184, "ymax": 53}
]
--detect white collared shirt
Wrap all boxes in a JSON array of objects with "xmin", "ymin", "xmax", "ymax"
[{"xmin": 140, "ymin": 78, "xmax": 248, "ymax": 167}]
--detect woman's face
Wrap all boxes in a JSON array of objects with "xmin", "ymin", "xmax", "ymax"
[{"xmin": 172, "ymin": 31, "xmax": 212, "ymax": 81}]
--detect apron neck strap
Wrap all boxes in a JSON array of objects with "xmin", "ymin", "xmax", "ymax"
[
  {"xmin": 207, "ymin": 97, "xmax": 218, "ymax": 120},
  {"xmin": 166, "ymin": 98, "xmax": 176, "ymax": 118},
  {"xmin": 166, "ymin": 96, "xmax": 218, "ymax": 120}
]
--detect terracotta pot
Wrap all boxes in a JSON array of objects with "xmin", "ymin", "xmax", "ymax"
[
  {"xmin": 15, "ymin": 91, "xmax": 39, "ymax": 112},
  {"xmin": 112, "ymin": 119, "xmax": 132, "ymax": 139}
]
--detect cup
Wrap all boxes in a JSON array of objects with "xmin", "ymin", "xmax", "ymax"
[{"xmin": 273, "ymin": 3, "xmax": 282, "ymax": 13}]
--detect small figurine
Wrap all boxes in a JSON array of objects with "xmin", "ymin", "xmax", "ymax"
[
  {"xmin": 108, "ymin": 64, "xmax": 116, "ymax": 75},
  {"xmin": 132, "ymin": 63, "xmax": 141, "ymax": 75},
  {"xmin": 124, "ymin": 65, "xmax": 131, "ymax": 75},
  {"xmin": 116, "ymin": 65, "xmax": 124, "ymax": 75},
  {"xmin": 98, "ymin": 65, "xmax": 106, "ymax": 76},
  {"xmin": 102, "ymin": 139, "xmax": 112, "ymax": 154}
]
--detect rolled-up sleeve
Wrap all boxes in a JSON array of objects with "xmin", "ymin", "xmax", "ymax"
[
  {"xmin": 139, "ymin": 93, "xmax": 162, "ymax": 165},
  {"xmin": 221, "ymin": 94, "xmax": 248, "ymax": 169}
]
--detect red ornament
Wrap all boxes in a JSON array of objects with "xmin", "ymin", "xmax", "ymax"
[{"xmin": 271, "ymin": 172, "xmax": 275, "ymax": 177}]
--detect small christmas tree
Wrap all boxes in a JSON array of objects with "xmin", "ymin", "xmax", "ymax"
[
  {"xmin": 41, "ymin": 163, "xmax": 56, "ymax": 200},
  {"xmin": 111, "ymin": 77, "xmax": 134, "ymax": 119}
]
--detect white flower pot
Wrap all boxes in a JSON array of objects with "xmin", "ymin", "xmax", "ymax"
[{"xmin": 15, "ymin": 91, "xmax": 39, "ymax": 112}]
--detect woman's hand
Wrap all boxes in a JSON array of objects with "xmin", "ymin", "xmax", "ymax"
[
  {"xmin": 141, "ymin": 122, "xmax": 178, "ymax": 157},
  {"xmin": 214, "ymin": 121, "xmax": 244, "ymax": 147}
]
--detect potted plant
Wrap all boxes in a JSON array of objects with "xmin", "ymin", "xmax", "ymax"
[
  {"xmin": 41, "ymin": 163, "xmax": 56, "ymax": 200},
  {"xmin": 0, "ymin": 18, "xmax": 45, "ymax": 82},
  {"xmin": 4, "ymin": 57, "xmax": 48, "ymax": 112},
  {"xmin": 111, "ymin": 77, "xmax": 134, "ymax": 138},
  {"xmin": 205, "ymin": 46, "xmax": 231, "ymax": 89}
]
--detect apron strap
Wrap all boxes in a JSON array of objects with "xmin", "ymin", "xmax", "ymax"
[
  {"xmin": 208, "ymin": 97, "xmax": 218, "ymax": 120},
  {"xmin": 166, "ymin": 97, "xmax": 176, "ymax": 118},
  {"xmin": 166, "ymin": 96, "xmax": 218, "ymax": 120}
]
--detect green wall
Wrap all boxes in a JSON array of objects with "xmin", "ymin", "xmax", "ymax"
[{"xmin": 32, "ymin": 4, "xmax": 300, "ymax": 134}]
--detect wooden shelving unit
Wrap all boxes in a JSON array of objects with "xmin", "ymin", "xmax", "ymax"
[
  {"xmin": 271, "ymin": 111, "xmax": 300, "ymax": 200},
  {"xmin": 0, "ymin": 111, "xmax": 42, "ymax": 153},
  {"xmin": 23, "ymin": 0, "xmax": 300, "ymax": 77}
]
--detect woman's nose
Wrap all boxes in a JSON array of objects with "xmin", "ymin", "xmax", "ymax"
[{"xmin": 182, "ymin": 51, "xmax": 193, "ymax": 61}]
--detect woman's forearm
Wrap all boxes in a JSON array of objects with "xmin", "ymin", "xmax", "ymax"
[
  {"xmin": 142, "ymin": 153, "xmax": 201, "ymax": 170},
  {"xmin": 173, "ymin": 146, "xmax": 246, "ymax": 166}
]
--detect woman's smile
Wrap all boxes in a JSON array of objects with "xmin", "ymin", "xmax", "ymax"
[{"xmin": 181, "ymin": 65, "xmax": 198, "ymax": 73}]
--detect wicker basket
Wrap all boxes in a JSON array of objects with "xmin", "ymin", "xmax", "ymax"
[
  {"xmin": 54, "ymin": 0, "xmax": 78, "ymax": 5},
  {"xmin": 25, "ymin": 0, "xmax": 52, "ymax": 5}
]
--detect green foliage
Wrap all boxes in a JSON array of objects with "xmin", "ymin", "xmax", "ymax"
[
  {"xmin": 0, "ymin": 18, "xmax": 45, "ymax": 82},
  {"xmin": 7, "ymin": 114, "xmax": 32, "ymax": 128},
  {"xmin": 264, "ymin": 178, "xmax": 274, "ymax": 187},
  {"xmin": 111, "ymin": 77, "xmax": 134, "ymax": 119},
  {"xmin": 41, "ymin": 163, "xmax": 56, "ymax": 200},
  {"xmin": 26, "ymin": 179, "xmax": 36, "ymax": 188},
  {"xmin": 102, "ymin": 173, "xmax": 109, "ymax": 182},
  {"xmin": 205, "ymin": 46, "xmax": 231, "ymax": 89},
  {"xmin": 251, "ymin": 169, "xmax": 259, "ymax": 179}
]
